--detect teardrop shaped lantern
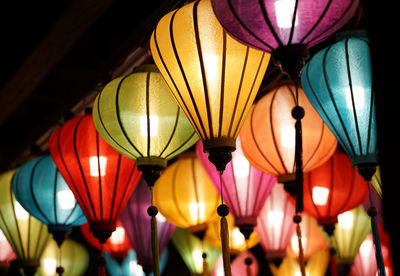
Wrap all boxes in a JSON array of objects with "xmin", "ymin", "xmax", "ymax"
[
  {"xmin": 39, "ymin": 238, "xmax": 89, "ymax": 276},
  {"xmin": 211, "ymin": 0, "xmax": 359, "ymax": 80},
  {"xmin": 255, "ymin": 184, "xmax": 296, "ymax": 264},
  {"xmin": 172, "ymin": 228, "xmax": 221, "ymax": 276},
  {"xmin": 196, "ymin": 139, "xmax": 276, "ymax": 240},
  {"xmin": 80, "ymin": 220, "xmax": 131, "ymax": 260},
  {"xmin": 0, "ymin": 229, "xmax": 16, "ymax": 275},
  {"xmin": 120, "ymin": 178, "xmax": 175, "ymax": 274},
  {"xmin": 154, "ymin": 152, "xmax": 220, "ymax": 233},
  {"xmin": 12, "ymin": 155, "xmax": 87, "ymax": 247},
  {"xmin": 48, "ymin": 114, "xmax": 141, "ymax": 245},
  {"xmin": 0, "ymin": 170, "xmax": 51, "ymax": 276}
]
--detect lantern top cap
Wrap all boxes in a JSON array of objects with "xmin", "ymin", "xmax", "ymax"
[{"xmin": 132, "ymin": 64, "xmax": 159, "ymax": 73}]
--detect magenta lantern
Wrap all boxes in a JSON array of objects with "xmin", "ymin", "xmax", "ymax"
[
  {"xmin": 196, "ymin": 139, "xmax": 276, "ymax": 239},
  {"xmin": 120, "ymin": 178, "xmax": 175, "ymax": 275}
]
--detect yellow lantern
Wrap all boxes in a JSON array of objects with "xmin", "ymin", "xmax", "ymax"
[
  {"xmin": 204, "ymin": 213, "xmax": 259, "ymax": 255},
  {"xmin": 154, "ymin": 152, "xmax": 220, "ymax": 233},
  {"xmin": 0, "ymin": 170, "xmax": 51, "ymax": 276},
  {"xmin": 39, "ymin": 239, "xmax": 89, "ymax": 276}
]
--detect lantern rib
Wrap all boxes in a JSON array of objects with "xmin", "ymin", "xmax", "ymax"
[
  {"xmin": 107, "ymin": 154, "xmax": 121, "ymax": 222},
  {"xmin": 228, "ymin": 47, "xmax": 249, "ymax": 137},
  {"xmin": 53, "ymin": 164, "xmax": 59, "ymax": 224},
  {"xmin": 230, "ymin": 161, "xmax": 242, "ymax": 216},
  {"xmin": 345, "ymin": 38, "xmax": 363, "ymax": 156},
  {"xmin": 250, "ymin": 171, "xmax": 264, "ymax": 216},
  {"xmin": 73, "ymin": 117, "xmax": 97, "ymax": 221},
  {"xmin": 218, "ymin": 31, "xmax": 227, "ymax": 138},
  {"xmin": 146, "ymin": 72, "xmax": 151, "ymax": 157},
  {"xmin": 63, "ymin": 201, "xmax": 80, "ymax": 226},
  {"xmin": 163, "ymin": 130, "xmax": 198, "ymax": 160},
  {"xmin": 0, "ymin": 209, "xmax": 21, "ymax": 258},
  {"xmin": 191, "ymin": 158, "xmax": 201, "ymax": 226},
  {"xmin": 115, "ymin": 75, "xmax": 145, "ymax": 158},
  {"xmin": 158, "ymin": 106, "xmax": 180, "ymax": 158},
  {"xmin": 152, "ymin": 26, "xmax": 205, "ymax": 141},
  {"xmin": 233, "ymin": 52, "xmax": 268, "ymax": 139},
  {"xmin": 321, "ymin": 46, "xmax": 357, "ymax": 157},
  {"xmin": 96, "ymin": 133, "xmax": 104, "ymax": 222},
  {"xmin": 366, "ymin": 88, "xmax": 375, "ymax": 156},
  {"xmin": 27, "ymin": 216, "xmax": 32, "ymax": 259},
  {"xmin": 308, "ymin": 172, "xmax": 322, "ymax": 220},
  {"xmin": 193, "ymin": 1, "xmax": 214, "ymax": 139},
  {"xmin": 258, "ymin": 0, "xmax": 283, "ymax": 48},
  {"xmin": 95, "ymin": 87, "xmax": 137, "ymax": 158},
  {"xmin": 32, "ymin": 222, "xmax": 44, "ymax": 260},
  {"xmin": 303, "ymin": 121, "xmax": 328, "ymax": 170},
  {"xmin": 298, "ymin": 0, "xmax": 332, "ymax": 45},
  {"xmin": 169, "ymin": 9, "xmax": 208, "ymax": 141},
  {"xmin": 54, "ymin": 127, "xmax": 91, "ymax": 218},
  {"xmin": 327, "ymin": 159, "xmax": 334, "ymax": 219},
  {"xmin": 279, "ymin": 198, "xmax": 290, "ymax": 251},
  {"xmin": 224, "ymin": 0, "xmax": 274, "ymax": 51},
  {"xmin": 337, "ymin": 168, "xmax": 357, "ymax": 216},
  {"xmin": 171, "ymin": 162, "xmax": 191, "ymax": 227},
  {"xmin": 287, "ymin": 0, "xmax": 300, "ymax": 45},
  {"xmin": 9, "ymin": 186, "xmax": 26, "ymax": 260},
  {"xmin": 244, "ymin": 167, "xmax": 251, "ymax": 216}
]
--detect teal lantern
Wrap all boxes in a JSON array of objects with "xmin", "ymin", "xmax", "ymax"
[{"xmin": 12, "ymin": 155, "xmax": 87, "ymax": 246}]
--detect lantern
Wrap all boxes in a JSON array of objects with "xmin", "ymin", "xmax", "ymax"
[
  {"xmin": 172, "ymin": 228, "xmax": 220, "ymax": 276},
  {"xmin": 12, "ymin": 155, "xmax": 87, "ymax": 246},
  {"xmin": 371, "ymin": 167, "xmax": 382, "ymax": 197},
  {"xmin": 231, "ymin": 251, "xmax": 259, "ymax": 276},
  {"xmin": 153, "ymin": 152, "xmax": 220, "ymax": 233},
  {"xmin": 331, "ymin": 206, "xmax": 371, "ymax": 274},
  {"xmin": 104, "ymin": 249, "xmax": 169, "ymax": 276},
  {"xmin": 255, "ymin": 184, "xmax": 296, "ymax": 263},
  {"xmin": 48, "ymin": 114, "xmax": 141, "ymax": 245},
  {"xmin": 39, "ymin": 239, "xmax": 89, "ymax": 276},
  {"xmin": 196, "ymin": 139, "xmax": 276, "ymax": 239},
  {"xmin": 204, "ymin": 213, "xmax": 258, "ymax": 255},
  {"xmin": 286, "ymin": 214, "xmax": 329, "ymax": 260},
  {"xmin": 211, "ymin": 0, "xmax": 359, "ymax": 80},
  {"xmin": 0, "ymin": 170, "xmax": 51, "ymax": 276},
  {"xmin": 0, "ymin": 229, "xmax": 16, "ymax": 275},
  {"xmin": 80, "ymin": 220, "xmax": 131, "ymax": 260},
  {"xmin": 92, "ymin": 64, "xmax": 198, "ymax": 275},
  {"xmin": 120, "ymin": 178, "xmax": 175, "ymax": 274}
]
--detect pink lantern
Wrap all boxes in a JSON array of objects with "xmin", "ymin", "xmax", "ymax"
[
  {"xmin": 0, "ymin": 229, "xmax": 16, "ymax": 273},
  {"xmin": 255, "ymin": 184, "xmax": 296, "ymax": 262},
  {"xmin": 196, "ymin": 139, "xmax": 276, "ymax": 239},
  {"xmin": 232, "ymin": 251, "xmax": 259, "ymax": 276}
]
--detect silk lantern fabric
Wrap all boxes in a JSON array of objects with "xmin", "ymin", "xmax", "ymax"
[
  {"xmin": 48, "ymin": 114, "xmax": 141, "ymax": 239},
  {"xmin": 240, "ymin": 82, "xmax": 337, "ymax": 181},
  {"xmin": 0, "ymin": 229, "xmax": 16, "ymax": 269},
  {"xmin": 0, "ymin": 170, "xmax": 51, "ymax": 274},
  {"xmin": 12, "ymin": 155, "xmax": 86, "ymax": 235},
  {"xmin": 196, "ymin": 139, "xmax": 276, "ymax": 227},
  {"xmin": 302, "ymin": 150, "xmax": 368, "ymax": 225},
  {"xmin": 211, "ymin": 0, "xmax": 359, "ymax": 53},
  {"xmin": 150, "ymin": 0, "xmax": 270, "ymax": 151},
  {"xmin": 120, "ymin": 178, "xmax": 175, "ymax": 268},
  {"xmin": 301, "ymin": 35, "xmax": 377, "ymax": 167}
]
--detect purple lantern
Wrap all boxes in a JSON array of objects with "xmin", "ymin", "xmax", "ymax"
[
  {"xmin": 211, "ymin": 0, "xmax": 359, "ymax": 78},
  {"xmin": 120, "ymin": 178, "xmax": 175, "ymax": 275},
  {"xmin": 196, "ymin": 138, "xmax": 276, "ymax": 239}
]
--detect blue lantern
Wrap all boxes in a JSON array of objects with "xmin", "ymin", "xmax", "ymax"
[
  {"xmin": 104, "ymin": 248, "xmax": 169, "ymax": 276},
  {"xmin": 12, "ymin": 155, "xmax": 87, "ymax": 246},
  {"xmin": 301, "ymin": 33, "xmax": 377, "ymax": 173}
]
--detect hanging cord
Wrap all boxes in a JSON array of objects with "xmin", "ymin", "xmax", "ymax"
[
  {"xmin": 367, "ymin": 181, "xmax": 386, "ymax": 275},
  {"xmin": 56, "ymin": 244, "xmax": 64, "ymax": 276},
  {"xmin": 329, "ymin": 239, "xmax": 338, "ymax": 276},
  {"xmin": 202, "ymin": 240, "xmax": 209, "ymax": 276},
  {"xmin": 217, "ymin": 170, "xmax": 232, "ymax": 276},
  {"xmin": 97, "ymin": 244, "xmax": 107, "ymax": 276},
  {"xmin": 293, "ymin": 214, "xmax": 306, "ymax": 276},
  {"xmin": 244, "ymin": 240, "xmax": 253, "ymax": 276},
  {"xmin": 148, "ymin": 186, "xmax": 160, "ymax": 276}
]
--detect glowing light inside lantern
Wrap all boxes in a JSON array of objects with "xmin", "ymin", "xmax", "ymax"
[
  {"xmin": 0, "ymin": 230, "xmax": 7, "ymax": 242},
  {"xmin": 43, "ymin": 258, "xmax": 57, "ymax": 274},
  {"xmin": 338, "ymin": 211, "xmax": 354, "ymax": 230},
  {"xmin": 232, "ymin": 156, "xmax": 250, "ymax": 177},
  {"xmin": 268, "ymin": 210, "xmax": 284, "ymax": 229},
  {"xmin": 189, "ymin": 202, "xmax": 205, "ymax": 221},
  {"xmin": 110, "ymin": 226, "xmax": 125, "ymax": 245},
  {"xmin": 192, "ymin": 249, "xmax": 203, "ymax": 272},
  {"xmin": 290, "ymin": 235, "xmax": 307, "ymax": 255},
  {"xmin": 156, "ymin": 213, "xmax": 167, "ymax": 223},
  {"xmin": 274, "ymin": 0, "xmax": 298, "ymax": 28},
  {"xmin": 281, "ymin": 126, "xmax": 296, "ymax": 148},
  {"xmin": 203, "ymin": 54, "xmax": 219, "ymax": 79},
  {"xmin": 346, "ymin": 86, "xmax": 366, "ymax": 110},
  {"xmin": 312, "ymin": 187, "xmax": 330, "ymax": 206},
  {"xmin": 140, "ymin": 115, "xmax": 159, "ymax": 137},
  {"xmin": 15, "ymin": 201, "xmax": 29, "ymax": 221},
  {"xmin": 57, "ymin": 189, "xmax": 76, "ymax": 210},
  {"xmin": 89, "ymin": 156, "xmax": 107, "ymax": 177},
  {"xmin": 360, "ymin": 239, "xmax": 373, "ymax": 257},
  {"xmin": 232, "ymin": 228, "xmax": 245, "ymax": 248},
  {"xmin": 129, "ymin": 260, "xmax": 144, "ymax": 275}
]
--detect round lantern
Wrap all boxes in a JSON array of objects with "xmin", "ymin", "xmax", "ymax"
[
  {"xmin": 39, "ymin": 238, "xmax": 89, "ymax": 276},
  {"xmin": 80, "ymin": 220, "xmax": 131, "ymax": 260},
  {"xmin": 255, "ymin": 183, "xmax": 296, "ymax": 263},
  {"xmin": 196, "ymin": 139, "xmax": 276, "ymax": 239},
  {"xmin": 104, "ymin": 249, "xmax": 169, "ymax": 276},
  {"xmin": 204, "ymin": 213, "xmax": 258, "ymax": 255},
  {"xmin": 0, "ymin": 229, "xmax": 16, "ymax": 275},
  {"xmin": 0, "ymin": 170, "xmax": 51, "ymax": 276},
  {"xmin": 302, "ymin": 150, "xmax": 368, "ymax": 226},
  {"xmin": 120, "ymin": 178, "xmax": 175, "ymax": 273},
  {"xmin": 171, "ymin": 228, "xmax": 220, "ymax": 276},
  {"xmin": 231, "ymin": 251, "xmax": 259, "ymax": 276},
  {"xmin": 48, "ymin": 114, "xmax": 141, "ymax": 244},
  {"xmin": 331, "ymin": 206, "xmax": 371, "ymax": 274},
  {"xmin": 12, "ymin": 155, "xmax": 87, "ymax": 246},
  {"xmin": 153, "ymin": 152, "xmax": 220, "ymax": 233},
  {"xmin": 211, "ymin": 0, "xmax": 359, "ymax": 79}
]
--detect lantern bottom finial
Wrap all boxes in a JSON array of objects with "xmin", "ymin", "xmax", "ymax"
[
  {"xmin": 90, "ymin": 221, "xmax": 116, "ymax": 244},
  {"xmin": 206, "ymin": 146, "xmax": 235, "ymax": 172}
]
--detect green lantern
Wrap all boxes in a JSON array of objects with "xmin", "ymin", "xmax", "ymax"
[
  {"xmin": 0, "ymin": 170, "xmax": 51, "ymax": 276},
  {"xmin": 39, "ymin": 238, "xmax": 89, "ymax": 276}
]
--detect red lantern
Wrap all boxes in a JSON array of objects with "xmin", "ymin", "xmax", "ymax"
[{"xmin": 48, "ymin": 114, "xmax": 141, "ymax": 244}]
